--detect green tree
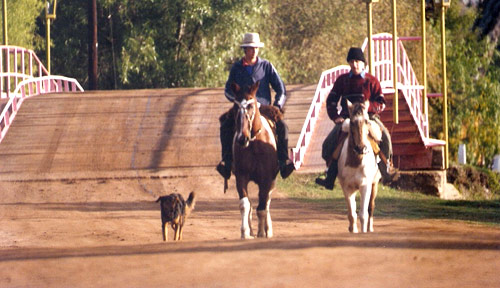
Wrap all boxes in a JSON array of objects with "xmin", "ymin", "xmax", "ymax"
[
  {"xmin": 50, "ymin": 0, "xmax": 270, "ymax": 89},
  {"xmin": 427, "ymin": 3, "xmax": 500, "ymax": 167},
  {"xmin": 0, "ymin": 0, "xmax": 44, "ymax": 49}
]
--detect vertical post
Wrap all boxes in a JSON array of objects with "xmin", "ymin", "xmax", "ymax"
[
  {"xmin": 46, "ymin": 18, "xmax": 51, "ymax": 74},
  {"xmin": 421, "ymin": 0, "xmax": 428, "ymax": 117},
  {"xmin": 2, "ymin": 0, "xmax": 7, "ymax": 98},
  {"xmin": 88, "ymin": 0, "xmax": 98, "ymax": 90},
  {"xmin": 392, "ymin": 0, "xmax": 399, "ymax": 124},
  {"xmin": 366, "ymin": 1, "xmax": 374, "ymax": 74},
  {"xmin": 2, "ymin": 0, "xmax": 6, "ymax": 45},
  {"xmin": 440, "ymin": 5, "xmax": 449, "ymax": 169}
]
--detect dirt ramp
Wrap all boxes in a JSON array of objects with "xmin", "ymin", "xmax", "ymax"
[{"xmin": 0, "ymin": 85, "xmax": 315, "ymax": 177}]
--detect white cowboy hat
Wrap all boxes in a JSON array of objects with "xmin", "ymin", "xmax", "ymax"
[{"xmin": 240, "ymin": 33, "xmax": 264, "ymax": 48}]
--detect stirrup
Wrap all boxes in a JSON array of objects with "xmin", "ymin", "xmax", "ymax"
[{"xmin": 216, "ymin": 161, "xmax": 231, "ymax": 180}]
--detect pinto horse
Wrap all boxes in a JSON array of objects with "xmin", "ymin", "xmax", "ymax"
[
  {"xmin": 337, "ymin": 100, "xmax": 382, "ymax": 233},
  {"xmin": 231, "ymin": 81, "xmax": 278, "ymax": 239}
]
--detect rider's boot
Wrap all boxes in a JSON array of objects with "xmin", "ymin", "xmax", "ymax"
[
  {"xmin": 216, "ymin": 118, "xmax": 233, "ymax": 179},
  {"xmin": 315, "ymin": 160, "xmax": 338, "ymax": 190},
  {"xmin": 276, "ymin": 120, "xmax": 295, "ymax": 179},
  {"xmin": 378, "ymin": 158, "xmax": 398, "ymax": 184}
]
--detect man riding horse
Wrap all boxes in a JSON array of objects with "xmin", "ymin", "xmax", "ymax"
[
  {"xmin": 315, "ymin": 47, "xmax": 396, "ymax": 190},
  {"xmin": 216, "ymin": 32, "xmax": 295, "ymax": 180}
]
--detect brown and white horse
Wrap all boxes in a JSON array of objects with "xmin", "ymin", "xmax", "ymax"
[
  {"xmin": 231, "ymin": 81, "xmax": 278, "ymax": 239},
  {"xmin": 337, "ymin": 101, "xmax": 382, "ymax": 233}
]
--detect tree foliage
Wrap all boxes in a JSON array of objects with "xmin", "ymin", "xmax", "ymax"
[
  {"xmin": 49, "ymin": 0, "xmax": 270, "ymax": 89},
  {"xmin": 0, "ymin": 0, "xmax": 44, "ymax": 49},
  {"xmin": 426, "ymin": 3, "xmax": 500, "ymax": 167}
]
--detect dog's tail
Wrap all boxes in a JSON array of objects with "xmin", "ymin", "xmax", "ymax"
[
  {"xmin": 155, "ymin": 197, "xmax": 162, "ymax": 203},
  {"xmin": 185, "ymin": 191, "xmax": 196, "ymax": 216}
]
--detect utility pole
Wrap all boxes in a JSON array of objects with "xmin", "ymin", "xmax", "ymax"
[
  {"xmin": 2, "ymin": 0, "xmax": 7, "ymax": 45},
  {"xmin": 88, "ymin": 0, "xmax": 98, "ymax": 90}
]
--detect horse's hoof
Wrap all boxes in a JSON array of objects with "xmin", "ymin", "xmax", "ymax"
[
  {"xmin": 349, "ymin": 227, "xmax": 358, "ymax": 233},
  {"xmin": 241, "ymin": 230, "xmax": 255, "ymax": 239}
]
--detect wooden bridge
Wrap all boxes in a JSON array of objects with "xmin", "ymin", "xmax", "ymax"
[{"xmin": 0, "ymin": 34, "xmax": 446, "ymax": 178}]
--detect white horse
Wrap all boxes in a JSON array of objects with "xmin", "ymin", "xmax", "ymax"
[{"xmin": 337, "ymin": 101, "xmax": 382, "ymax": 233}]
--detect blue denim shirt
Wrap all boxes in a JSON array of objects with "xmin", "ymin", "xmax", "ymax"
[{"xmin": 224, "ymin": 57, "xmax": 287, "ymax": 109}]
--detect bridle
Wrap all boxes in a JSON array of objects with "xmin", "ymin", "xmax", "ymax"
[
  {"xmin": 350, "ymin": 114, "xmax": 370, "ymax": 155},
  {"xmin": 235, "ymin": 98, "xmax": 261, "ymax": 142}
]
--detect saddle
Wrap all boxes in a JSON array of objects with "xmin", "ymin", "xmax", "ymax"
[
  {"xmin": 220, "ymin": 104, "xmax": 282, "ymax": 136},
  {"xmin": 328, "ymin": 132, "xmax": 385, "ymax": 167}
]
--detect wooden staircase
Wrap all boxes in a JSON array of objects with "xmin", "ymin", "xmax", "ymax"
[{"xmin": 381, "ymin": 91, "xmax": 445, "ymax": 170}]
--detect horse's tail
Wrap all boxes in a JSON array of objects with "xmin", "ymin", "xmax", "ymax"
[{"xmin": 185, "ymin": 191, "xmax": 196, "ymax": 216}]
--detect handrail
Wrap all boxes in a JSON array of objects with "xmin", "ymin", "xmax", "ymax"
[
  {"xmin": 291, "ymin": 65, "xmax": 350, "ymax": 168},
  {"xmin": 0, "ymin": 45, "xmax": 84, "ymax": 144},
  {"xmin": 291, "ymin": 33, "xmax": 444, "ymax": 169},
  {"xmin": 0, "ymin": 45, "xmax": 49, "ymax": 98},
  {"xmin": 0, "ymin": 76, "xmax": 84, "ymax": 143},
  {"xmin": 367, "ymin": 33, "xmax": 439, "ymax": 144}
]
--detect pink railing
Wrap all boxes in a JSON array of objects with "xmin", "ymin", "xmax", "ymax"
[
  {"xmin": 291, "ymin": 65, "xmax": 350, "ymax": 168},
  {"xmin": 0, "ymin": 46, "xmax": 49, "ymax": 98},
  {"xmin": 0, "ymin": 45, "xmax": 83, "ymax": 143},
  {"xmin": 292, "ymin": 33, "xmax": 444, "ymax": 169},
  {"xmin": 363, "ymin": 33, "xmax": 444, "ymax": 147}
]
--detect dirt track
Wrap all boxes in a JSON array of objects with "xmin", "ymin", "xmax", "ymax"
[
  {"xmin": 1, "ymin": 172, "xmax": 499, "ymax": 287},
  {"xmin": 0, "ymin": 89, "xmax": 499, "ymax": 287}
]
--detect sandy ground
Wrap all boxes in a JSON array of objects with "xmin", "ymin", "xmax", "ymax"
[{"xmin": 0, "ymin": 169, "xmax": 499, "ymax": 288}]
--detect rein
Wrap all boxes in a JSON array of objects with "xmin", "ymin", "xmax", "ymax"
[{"xmin": 236, "ymin": 98, "xmax": 262, "ymax": 141}]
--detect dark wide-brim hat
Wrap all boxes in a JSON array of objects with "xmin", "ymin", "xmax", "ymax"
[{"xmin": 346, "ymin": 47, "xmax": 366, "ymax": 63}]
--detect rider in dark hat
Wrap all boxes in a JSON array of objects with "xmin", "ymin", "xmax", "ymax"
[{"xmin": 316, "ymin": 47, "xmax": 395, "ymax": 189}]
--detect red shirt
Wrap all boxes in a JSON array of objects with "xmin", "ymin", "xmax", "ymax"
[{"xmin": 326, "ymin": 71, "xmax": 384, "ymax": 121}]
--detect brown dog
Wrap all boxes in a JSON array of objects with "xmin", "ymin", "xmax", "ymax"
[{"xmin": 156, "ymin": 192, "xmax": 196, "ymax": 241}]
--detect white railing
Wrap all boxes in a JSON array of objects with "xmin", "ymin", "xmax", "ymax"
[
  {"xmin": 363, "ymin": 33, "xmax": 430, "ymax": 141},
  {"xmin": 292, "ymin": 33, "xmax": 444, "ymax": 169},
  {"xmin": 0, "ymin": 45, "xmax": 48, "ymax": 98},
  {"xmin": 0, "ymin": 46, "xmax": 84, "ymax": 143},
  {"xmin": 291, "ymin": 65, "xmax": 350, "ymax": 168}
]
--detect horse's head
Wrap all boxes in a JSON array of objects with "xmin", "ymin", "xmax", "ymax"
[
  {"xmin": 347, "ymin": 100, "xmax": 371, "ymax": 155},
  {"xmin": 232, "ymin": 81, "xmax": 260, "ymax": 148}
]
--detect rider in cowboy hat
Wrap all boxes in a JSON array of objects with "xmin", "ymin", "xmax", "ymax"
[{"xmin": 216, "ymin": 32, "xmax": 295, "ymax": 180}]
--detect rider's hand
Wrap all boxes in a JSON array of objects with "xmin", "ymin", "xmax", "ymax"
[
  {"xmin": 334, "ymin": 117, "xmax": 344, "ymax": 124},
  {"xmin": 372, "ymin": 102, "xmax": 386, "ymax": 113}
]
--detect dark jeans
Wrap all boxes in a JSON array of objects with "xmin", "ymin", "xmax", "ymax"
[{"xmin": 321, "ymin": 114, "xmax": 392, "ymax": 166}]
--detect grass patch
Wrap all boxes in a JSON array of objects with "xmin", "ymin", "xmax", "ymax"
[{"xmin": 276, "ymin": 173, "xmax": 500, "ymax": 227}]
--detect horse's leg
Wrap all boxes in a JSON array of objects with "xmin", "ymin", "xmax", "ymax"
[
  {"xmin": 359, "ymin": 185, "xmax": 373, "ymax": 233},
  {"xmin": 344, "ymin": 191, "xmax": 358, "ymax": 233},
  {"xmin": 237, "ymin": 177, "xmax": 254, "ymax": 239},
  {"xmin": 257, "ymin": 183, "xmax": 274, "ymax": 238},
  {"xmin": 368, "ymin": 181, "xmax": 378, "ymax": 232}
]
